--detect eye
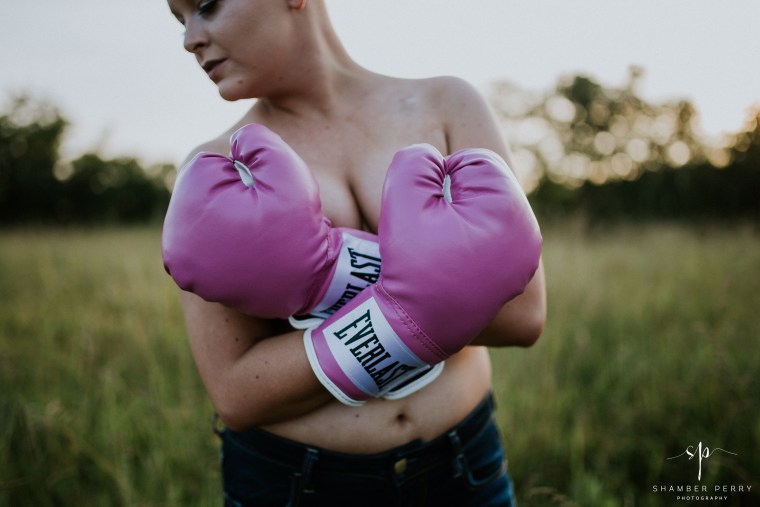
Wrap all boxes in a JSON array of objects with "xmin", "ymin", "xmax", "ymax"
[{"xmin": 197, "ymin": 0, "xmax": 219, "ymax": 17}]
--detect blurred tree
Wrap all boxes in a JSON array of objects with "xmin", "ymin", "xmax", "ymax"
[
  {"xmin": 573, "ymin": 107, "xmax": 759, "ymax": 222},
  {"xmin": 491, "ymin": 66, "xmax": 708, "ymax": 189},
  {"xmin": 722, "ymin": 107, "xmax": 760, "ymax": 219},
  {"xmin": 491, "ymin": 68, "xmax": 758, "ymax": 222},
  {"xmin": 0, "ymin": 96, "xmax": 67, "ymax": 223},
  {"xmin": 3, "ymin": 91, "xmax": 754, "ymax": 225},
  {"xmin": 59, "ymin": 154, "xmax": 172, "ymax": 223},
  {"xmin": 0, "ymin": 94, "xmax": 172, "ymax": 225},
  {"xmin": 731, "ymin": 106, "xmax": 760, "ymax": 165}
]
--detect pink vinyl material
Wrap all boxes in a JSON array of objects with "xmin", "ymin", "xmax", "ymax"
[
  {"xmin": 161, "ymin": 123, "xmax": 377, "ymax": 319},
  {"xmin": 305, "ymin": 144, "xmax": 542, "ymax": 404}
]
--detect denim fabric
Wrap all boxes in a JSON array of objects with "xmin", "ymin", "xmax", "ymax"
[{"xmin": 218, "ymin": 394, "xmax": 515, "ymax": 506}]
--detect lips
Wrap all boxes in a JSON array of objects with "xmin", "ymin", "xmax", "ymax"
[{"xmin": 202, "ymin": 59, "xmax": 226, "ymax": 80}]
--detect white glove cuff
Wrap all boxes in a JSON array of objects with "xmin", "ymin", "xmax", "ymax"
[
  {"xmin": 290, "ymin": 231, "xmax": 380, "ymax": 330},
  {"xmin": 304, "ymin": 295, "xmax": 430, "ymax": 405}
]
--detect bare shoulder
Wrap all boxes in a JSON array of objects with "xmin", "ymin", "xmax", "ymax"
[
  {"xmin": 422, "ymin": 76, "xmax": 487, "ymax": 109},
  {"xmin": 416, "ymin": 76, "xmax": 510, "ymax": 158},
  {"xmin": 178, "ymin": 130, "xmax": 234, "ymax": 170},
  {"xmin": 194, "ymin": 133, "xmax": 232, "ymax": 157},
  {"xmin": 411, "ymin": 76, "xmax": 488, "ymax": 120},
  {"xmin": 177, "ymin": 107, "xmax": 270, "ymax": 169},
  {"xmin": 178, "ymin": 111, "xmax": 261, "ymax": 170},
  {"xmin": 385, "ymin": 76, "xmax": 482, "ymax": 116}
]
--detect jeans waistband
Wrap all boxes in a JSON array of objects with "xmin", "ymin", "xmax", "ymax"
[{"xmin": 221, "ymin": 392, "xmax": 495, "ymax": 479}]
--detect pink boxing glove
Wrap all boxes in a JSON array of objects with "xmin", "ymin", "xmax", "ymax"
[
  {"xmin": 304, "ymin": 144, "xmax": 542, "ymax": 405},
  {"xmin": 161, "ymin": 123, "xmax": 380, "ymax": 321},
  {"xmin": 162, "ymin": 124, "xmax": 444, "ymax": 398}
]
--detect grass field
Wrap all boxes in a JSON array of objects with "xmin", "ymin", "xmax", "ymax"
[{"xmin": 1, "ymin": 223, "xmax": 758, "ymax": 506}]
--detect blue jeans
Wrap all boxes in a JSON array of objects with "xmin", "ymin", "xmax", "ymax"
[{"xmin": 217, "ymin": 393, "xmax": 515, "ymax": 506}]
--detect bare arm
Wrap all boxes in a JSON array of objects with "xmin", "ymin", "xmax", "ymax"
[
  {"xmin": 180, "ymin": 290, "xmax": 333, "ymax": 431},
  {"xmin": 439, "ymin": 77, "xmax": 547, "ymax": 347},
  {"xmin": 173, "ymin": 139, "xmax": 333, "ymax": 431},
  {"xmin": 474, "ymin": 259, "xmax": 546, "ymax": 346}
]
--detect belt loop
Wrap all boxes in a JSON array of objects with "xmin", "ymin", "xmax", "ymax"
[
  {"xmin": 288, "ymin": 448, "xmax": 319, "ymax": 506},
  {"xmin": 448, "ymin": 429, "xmax": 465, "ymax": 479}
]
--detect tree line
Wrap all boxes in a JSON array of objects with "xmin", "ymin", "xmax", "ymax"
[
  {"xmin": 0, "ymin": 96, "xmax": 172, "ymax": 225},
  {"xmin": 1, "ymin": 72, "xmax": 758, "ymax": 225},
  {"xmin": 493, "ymin": 67, "xmax": 759, "ymax": 223}
]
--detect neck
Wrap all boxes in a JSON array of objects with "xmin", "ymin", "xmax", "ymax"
[{"xmin": 259, "ymin": 2, "xmax": 368, "ymax": 119}]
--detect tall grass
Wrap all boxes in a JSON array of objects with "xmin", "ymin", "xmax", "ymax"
[
  {"xmin": 491, "ymin": 220, "xmax": 760, "ymax": 506},
  {"xmin": 1, "ymin": 223, "xmax": 758, "ymax": 506},
  {"xmin": 0, "ymin": 228, "xmax": 218, "ymax": 506}
]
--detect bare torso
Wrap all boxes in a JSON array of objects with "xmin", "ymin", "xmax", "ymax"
[
  {"xmin": 264, "ymin": 346, "xmax": 491, "ymax": 453},
  {"xmin": 170, "ymin": 0, "xmax": 545, "ymax": 461},
  {"xmin": 194, "ymin": 74, "xmax": 493, "ymax": 453}
]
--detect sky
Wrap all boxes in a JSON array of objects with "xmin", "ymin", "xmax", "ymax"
[{"xmin": 2, "ymin": 0, "xmax": 759, "ymax": 167}]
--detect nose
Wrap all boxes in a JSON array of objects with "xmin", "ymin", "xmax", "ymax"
[{"xmin": 183, "ymin": 19, "xmax": 208, "ymax": 54}]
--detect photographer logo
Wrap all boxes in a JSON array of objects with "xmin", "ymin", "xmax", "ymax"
[
  {"xmin": 667, "ymin": 441, "xmax": 736, "ymax": 481},
  {"xmin": 652, "ymin": 441, "xmax": 752, "ymax": 503}
]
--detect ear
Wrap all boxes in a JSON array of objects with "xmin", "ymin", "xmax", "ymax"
[{"xmin": 287, "ymin": 0, "xmax": 306, "ymax": 10}]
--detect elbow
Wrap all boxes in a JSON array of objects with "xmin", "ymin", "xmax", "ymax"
[
  {"xmin": 518, "ymin": 288, "xmax": 547, "ymax": 347},
  {"xmin": 214, "ymin": 398, "xmax": 278, "ymax": 432},
  {"xmin": 491, "ymin": 295, "xmax": 546, "ymax": 348},
  {"xmin": 214, "ymin": 402, "xmax": 251, "ymax": 433},
  {"xmin": 512, "ymin": 263, "xmax": 547, "ymax": 347},
  {"xmin": 517, "ymin": 306, "xmax": 545, "ymax": 347},
  {"xmin": 208, "ymin": 385, "xmax": 269, "ymax": 432},
  {"xmin": 210, "ymin": 379, "xmax": 317, "ymax": 431},
  {"xmin": 475, "ymin": 304, "xmax": 545, "ymax": 348}
]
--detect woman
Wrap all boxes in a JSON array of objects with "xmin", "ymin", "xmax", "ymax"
[{"xmin": 165, "ymin": 0, "xmax": 546, "ymax": 505}]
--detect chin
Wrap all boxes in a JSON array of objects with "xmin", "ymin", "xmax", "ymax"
[
  {"xmin": 218, "ymin": 89, "xmax": 245, "ymax": 102},
  {"xmin": 217, "ymin": 82, "xmax": 256, "ymax": 102}
]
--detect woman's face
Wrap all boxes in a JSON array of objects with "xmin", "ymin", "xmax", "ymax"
[{"xmin": 167, "ymin": 0, "xmax": 295, "ymax": 100}]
